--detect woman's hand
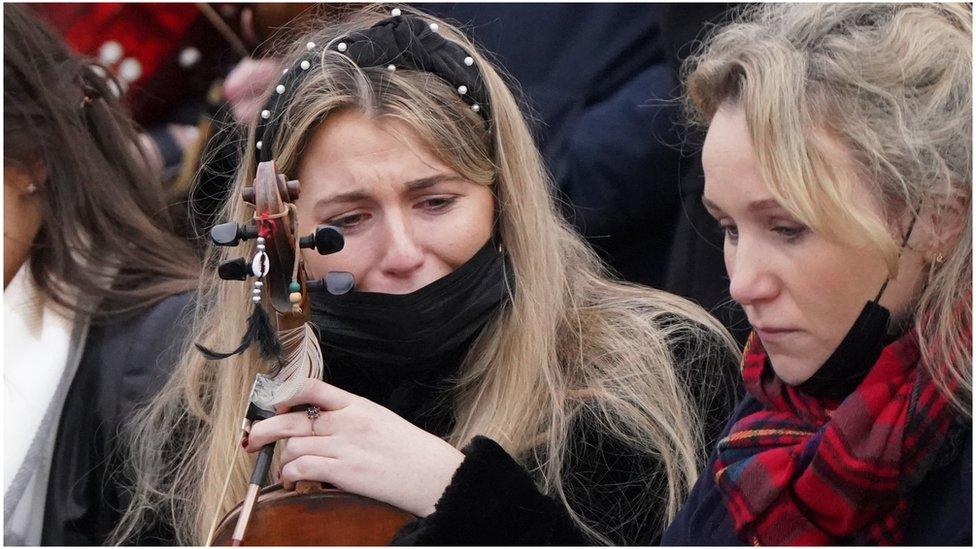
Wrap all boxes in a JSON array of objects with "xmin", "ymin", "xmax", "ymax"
[{"xmin": 245, "ymin": 379, "xmax": 465, "ymax": 517}]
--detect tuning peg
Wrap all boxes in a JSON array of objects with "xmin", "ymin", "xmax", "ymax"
[
  {"xmin": 299, "ymin": 225, "xmax": 344, "ymax": 255},
  {"xmin": 306, "ymin": 271, "xmax": 355, "ymax": 295},
  {"xmin": 218, "ymin": 257, "xmax": 252, "ymax": 281},
  {"xmin": 211, "ymin": 222, "xmax": 259, "ymax": 247},
  {"xmin": 326, "ymin": 271, "xmax": 355, "ymax": 294}
]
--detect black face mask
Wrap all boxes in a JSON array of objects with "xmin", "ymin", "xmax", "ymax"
[
  {"xmin": 797, "ymin": 299, "xmax": 892, "ymax": 399},
  {"xmin": 308, "ymin": 240, "xmax": 513, "ymax": 379},
  {"xmin": 798, "ymin": 216, "xmax": 918, "ymax": 399}
]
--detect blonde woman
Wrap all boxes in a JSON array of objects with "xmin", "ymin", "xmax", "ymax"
[
  {"xmin": 663, "ymin": 4, "xmax": 971, "ymax": 545},
  {"xmin": 110, "ymin": 5, "xmax": 740, "ymax": 546}
]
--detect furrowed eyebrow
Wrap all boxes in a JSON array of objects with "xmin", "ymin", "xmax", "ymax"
[
  {"xmin": 404, "ymin": 174, "xmax": 464, "ymax": 191},
  {"xmin": 312, "ymin": 174, "xmax": 464, "ymax": 210},
  {"xmin": 314, "ymin": 190, "xmax": 370, "ymax": 207}
]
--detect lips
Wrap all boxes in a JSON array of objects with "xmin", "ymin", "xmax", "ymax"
[{"xmin": 753, "ymin": 325, "xmax": 800, "ymax": 341}]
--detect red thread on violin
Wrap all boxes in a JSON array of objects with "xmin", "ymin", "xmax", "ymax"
[{"xmin": 257, "ymin": 212, "xmax": 275, "ymax": 239}]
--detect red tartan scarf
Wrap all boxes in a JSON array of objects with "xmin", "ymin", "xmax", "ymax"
[{"xmin": 715, "ymin": 330, "xmax": 956, "ymax": 545}]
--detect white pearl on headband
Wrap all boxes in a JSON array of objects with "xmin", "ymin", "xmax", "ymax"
[
  {"xmin": 464, "ymin": 56, "xmax": 474, "ymax": 66},
  {"xmin": 337, "ymin": 42, "xmax": 348, "ymax": 52},
  {"xmin": 306, "ymin": 41, "xmax": 316, "ymax": 50},
  {"xmin": 457, "ymin": 85, "xmax": 467, "ymax": 94},
  {"xmin": 429, "ymin": 23, "xmax": 439, "ymax": 32},
  {"xmin": 471, "ymin": 104, "xmax": 480, "ymax": 113},
  {"xmin": 276, "ymin": 84, "xmax": 285, "ymax": 94},
  {"xmin": 256, "ymin": 141, "xmax": 263, "ymax": 150},
  {"xmin": 261, "ymin": 110, "xmax": 270, "ymax": 119},
  {"xmin": 282, "ymin": 68, "xmax": 289, "ymax": 74},
  {"xmin": 252, "ymin": 295, "xmax": 261, "ymax": 303},
  {"xmin": 387, "ymin": 64, "xmax": 396, "ymax": 71},
  {"xmin": 391, "ymin": 8, "xmax": 402, "ymax": 16},
  {"xmin": 257, "ymin": 236, "xmax": 266, "ymax": 244},
  {"xmin": 300, "ymin": 60, "xmax": 311, "ymax": 70}
]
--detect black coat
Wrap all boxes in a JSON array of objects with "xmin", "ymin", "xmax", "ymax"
[
  {"xmin": 661, "ymin": 395, "xmax": 973, "ymax": 546},
  {"xmin": 41, "ymin": 293, "xmax": 193, "ymax": 545},
  {"xmin": 381, "ymin": 325, "xmax": 741, "ymax": 545}
]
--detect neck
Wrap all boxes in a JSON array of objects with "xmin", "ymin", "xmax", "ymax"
[{"xmin": 4, "ymin": 234, "xmax": 31, "ymax": 289}]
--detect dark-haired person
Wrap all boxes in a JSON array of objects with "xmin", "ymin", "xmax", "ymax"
[
  {"xmin": 662, "ymin": 3, "xmax": 971, "ymax": 545},
  {"xmin": 3, "ymin": 5, "xmax": 199, "ymax": 545}
]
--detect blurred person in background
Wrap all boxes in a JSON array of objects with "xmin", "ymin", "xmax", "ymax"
[{"xmin": 3, "ymin": 5, "xmax": 198, "ymax": 544}]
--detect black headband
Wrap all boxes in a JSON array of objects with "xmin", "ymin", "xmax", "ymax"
[{"xmin": 255, "ymin": 11, "xmax": 491, "ymax": 163}]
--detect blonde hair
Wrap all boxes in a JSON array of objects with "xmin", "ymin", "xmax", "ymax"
[
  {"xmin": 113, "ymin": 5, "xmax": 738, "ymax": 544},
  {"xmin": 684, "ymin": 3, "xmax": 972, "ymax": 415}
]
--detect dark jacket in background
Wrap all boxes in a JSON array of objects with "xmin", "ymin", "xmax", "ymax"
[
  {"xmin": 661, "ymin": 395, "xmax": 973, "ymax": 546},
  {"xmin": 421, "ymin": 3, "xmax": 750, "ymax": 345},
  {"xmin": 420, "ymin": 3, "xmax": 683, "ymax": 289},
  {"xmin": 657, "ymin": 3, "xmax": 751, "ymax": 345},
  {"xmin": 41, "ymin": 293, "xmax": 192, "ymax": 545}
]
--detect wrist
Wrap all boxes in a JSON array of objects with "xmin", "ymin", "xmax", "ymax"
[{"xmin": 416, "ymin": 446, "xmax": 465, "ymax": 517}]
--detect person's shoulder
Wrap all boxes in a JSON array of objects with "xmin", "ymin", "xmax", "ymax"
[
  {"xmin": 905, "ymin": 419, "xmax": 972, "ymax": 545},
  {"xmin": 82, "ymin": 292, "xmax": 194, "ymax": 415},
  {"xmin": 578, "ymin": 283, "xmax": 745, "ymax": 441},
  {"xmin": 92, "ymin": 291, "xmax": 194, "ymax": 361}
]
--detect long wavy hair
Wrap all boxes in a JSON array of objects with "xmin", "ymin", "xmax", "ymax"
[
  {"xmin": 113, "ymin": 5, "xmax": 738, "ymax": 544},
  {"xmin": 684, "ymin": 3, "xmax": 972, "ymax": 414},
  {"xmin": 3, "ymin": 5, "xmax": 198, "ymax": 320}
]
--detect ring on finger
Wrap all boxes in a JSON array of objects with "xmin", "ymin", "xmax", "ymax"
[{"xmin": 306, "ymin": 405, "xmax": 320, "ymax": 436}]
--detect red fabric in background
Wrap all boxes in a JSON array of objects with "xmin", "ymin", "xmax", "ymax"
[{"xmin": 32, "ymin": 3, "xmax": 200, "ymax": 91}]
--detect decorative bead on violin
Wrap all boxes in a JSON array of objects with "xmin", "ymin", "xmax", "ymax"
[{"xmin": 200, "ymin": 160, "xmax": 413, "ymax": 546}]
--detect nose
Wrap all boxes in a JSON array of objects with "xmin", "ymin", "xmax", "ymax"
[
  {"xmin": 727, "ymin": 241, "xmax": 779, "ymax": 307},
  {"xmin": 378, "ymin": 211, "xmax": 425, "ymax": 278}
]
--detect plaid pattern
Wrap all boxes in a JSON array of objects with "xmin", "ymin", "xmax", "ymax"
[{"xmin": 715, "ymin": 331, "xmax": 956, "ymax": 545}]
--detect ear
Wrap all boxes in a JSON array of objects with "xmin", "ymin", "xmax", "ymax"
[
  {"xmin": 4, "ymin": 155, "xmax": 48, "ymax": 196},
  {"xmin": 914, "ymin": 190, "xmax": 970, "ymax": 263}
]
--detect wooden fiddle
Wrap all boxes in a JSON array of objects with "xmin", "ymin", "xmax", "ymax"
[{"xmin": 207, "ymin": 160, "xmax": 413, "ymax": 545}]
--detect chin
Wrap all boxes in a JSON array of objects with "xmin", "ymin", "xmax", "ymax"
[{"xmin": 766, "ymin": 353, "xmax": 819, "ymax": 386}]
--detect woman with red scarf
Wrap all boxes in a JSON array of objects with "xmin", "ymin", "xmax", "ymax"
[{"xmin": 662, "ymin": 4, "xmax": 971, "ymax": 545}]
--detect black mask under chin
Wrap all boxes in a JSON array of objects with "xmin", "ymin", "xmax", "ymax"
[
  {"xmin": 797, "ymin": 300, "xmax": 894, "ymax": 400},
  {"xmin": 308, "ymin": 240, "xmax": 514, "ymax": 382}
]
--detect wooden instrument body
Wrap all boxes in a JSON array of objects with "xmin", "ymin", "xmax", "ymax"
[{"xmin": 212, "ymin": 484, "xmax": 414, "ymax": 546}]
